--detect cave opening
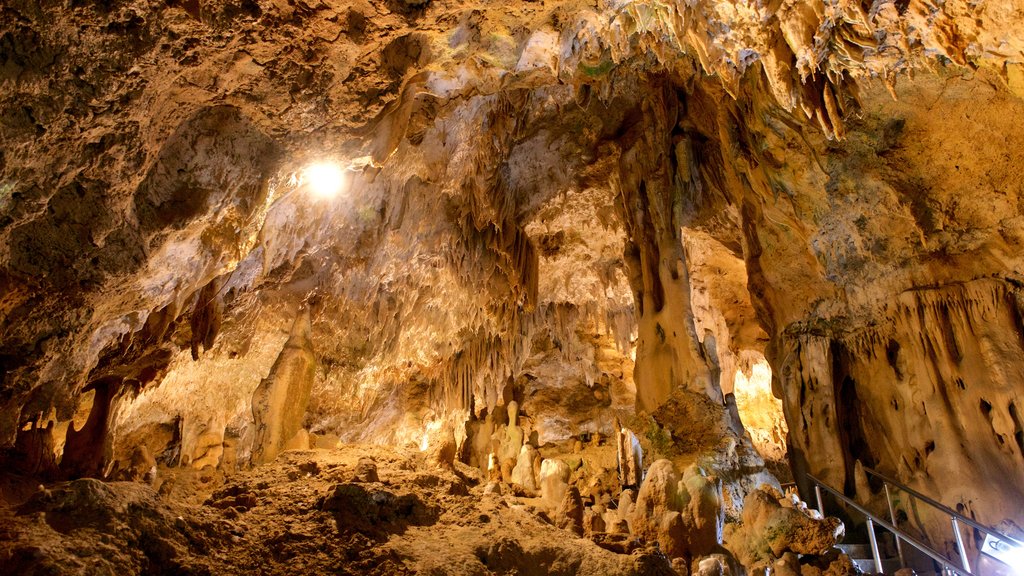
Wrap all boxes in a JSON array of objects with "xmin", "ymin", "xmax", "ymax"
[{"xmin": 732, "ymin": 354, "xmax": 790, "ymax": 482}]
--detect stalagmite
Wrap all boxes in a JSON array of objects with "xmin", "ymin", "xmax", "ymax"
[
  {"xmin": 511, "ymin": 445, "xmax": 540, "ymax": 493},
  {"xmin": 60, "ymin": 379, "xmax": 119, "ymax": 479},
  {"xmin": 539, "ymin": 458, "xmax": 571, "ymax": 510},
  {"xmin": 499, "ymin": 401, "xmax": 525, "ymax": 462},
  {"xmin": 615, "ymin": 422, "xmax": 643, "ymax": 489},
  {"xmin": 250, "ymin": 308, "xmax": 316, "ymax": 466}
]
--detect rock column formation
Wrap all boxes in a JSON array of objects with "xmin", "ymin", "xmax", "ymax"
[
  {"xmin": 613, "ymin": 88, "xmax": 717, "ymax": 412},
  {"xmin": 615, "ymin": 422, "xmax": 643, "ymax": 489},
  {"xmin": 250, "ymin": 308, "xmax": 316, "ymax": 466}
]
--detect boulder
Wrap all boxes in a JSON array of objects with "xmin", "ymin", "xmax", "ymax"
[
  {"xmin": 584, "ymin": 507, "xmax": 606, "ymax": 535},
  {"xmin": 284, "ymin": 428, "xmax": 310, "ymax": 451},
  {"xmin": 511, "ymin": 445, "xmax": 539, "ymax": 492},
  {"xmin": 725, "ymin": 487, "xmax": 845, "ymax": 571},
  {"xmin": 618, "ymin": 488, "xmax": 636, "ymax": 520},
  {"xmin": 539, "ymin": 458, "xmax": 570, "ymax": 509},
  {"xmin": 695, "ymin": 553, "xmax": 739, "ymax": 576},
  {"xmin": 797, "ymin": 548, "xmax": 858, "ymax": 576},
  {"xmin": 428, "ymin": 426, "xmax": 457, "ymax": 469},
  {"xmin": 354, "ymin": 457, "xmax": 379, "ymax": 483},
  {"xmin": 128, "ymin": 445, "xmax": 157, "ymax": 484},
  {"xmin": 773, "ymin": 552, "xmax": 801, "ymax": 576},
  {"xmin": 696, "ymin": 556, "xmax": 724, "ymax": 576},
  {"xmin": 554, "ymin": 486, "xmax": 584, "ymax": 535}
]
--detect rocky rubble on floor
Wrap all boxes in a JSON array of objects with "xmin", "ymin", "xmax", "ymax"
[
  {"xmin": 460, "ymin": 415, "xmax": 858, "ymax": 576},
  {"xmin": 1, "ymin": 391, "xmax": 846, "ymax": 576},
  {"xmin": 4, "ymin": 478, "xmax": 228, "ymax": 575},
  {"xmin": 1, "ymin": 444, "xmax": 685, "ymax": 575}
]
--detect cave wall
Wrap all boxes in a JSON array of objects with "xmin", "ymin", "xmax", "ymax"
[{"xmin": 737, "ymin": 71, "xmax": 1024, "ymax": 532}]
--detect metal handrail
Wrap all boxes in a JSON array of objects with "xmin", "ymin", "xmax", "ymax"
[
  {"xmin": 807, "ymin": 473, "xmax": 984, "ymax": 576},
  {"xmin": 863, "ymin": 467, "xmax": 1024, "ymax": 549}
]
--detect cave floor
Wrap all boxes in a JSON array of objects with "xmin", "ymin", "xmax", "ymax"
[{"xmin": 0, "ymin": 445, "xmax": 675, "ymax": 575}]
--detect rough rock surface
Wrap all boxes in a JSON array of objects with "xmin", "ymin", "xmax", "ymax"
[
  {"xmin": 724, "ymin": 487, "xmax": 845, "ymax": 572},
  {"xmin": 1, "ymin": 0, "xmax": 1023, "ymax": 566},
  {"xmin": 539, "ymin": 458, "xmax": 571, "ymax": 509},
  {"xmin": 511, "ymin": 444, "xmax": 540, "ymax": 493},
  {"xmin": 629, "ymin": 458, "xmax": 727, "ymax": 561},
  {"xmin": 1, "ymin": 444, "xmax": 675, "ymax": 575},
  {"xmin": 250, "ymin": 307, "xmax": 316, "ymax": 465}
]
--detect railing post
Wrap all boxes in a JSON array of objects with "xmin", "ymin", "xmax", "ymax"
[
  {"xmin": 951, "ymin": 516, "xmax": 971, "ymax": 574},
  {"xmin": 815, "ymin": 484, "xmax": 824, "ymax": 516},
  {"xmin": 884, "ymin": 483, "xmax": 907, "ymax": 567},
  {"xmin": 867, "ymin": 517, "xmax": 883, "ymax": 574}
]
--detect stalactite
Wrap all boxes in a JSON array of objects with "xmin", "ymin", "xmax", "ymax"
[
  {"xmin": 60, "ymin": 377, "xmax": 120, "ymax": 479},
  {"xmin": 189, "ymin": 276, "xmax": 224, "ymax": 361}
]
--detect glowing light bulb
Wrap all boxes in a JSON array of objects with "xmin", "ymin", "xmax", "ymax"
[
  {"xmin": 982, "ymin": 534, "xmax": 1024, "ymax": 576},
  {"xmin": 1010, "ymin": 546, "xmax": 1024, "ymax": 576},
  {"xmin": 303, "ymin": 162, "xmax": 345, "ymax": 199}
]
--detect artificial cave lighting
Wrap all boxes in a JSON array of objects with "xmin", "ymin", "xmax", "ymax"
[{"xmin": 303, "ymin": 161, "xmax": 346, "ymax": 199}]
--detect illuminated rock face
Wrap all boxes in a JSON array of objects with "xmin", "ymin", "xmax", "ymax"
[
  {"xmin": 0, "ymin": 0, "xmax": 1023, "ymax": 562},
  {"xmin": 753, "ymin": 76, "xmax": 1024, "ymax": 534},
  {"xmin": 250, "ymin": 308, "xmax": 316, "ymax": 466}
]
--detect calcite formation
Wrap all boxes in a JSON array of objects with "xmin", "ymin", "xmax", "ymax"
[
  {"xmin": 2, "ymin": 0, "xmax": 1024, "ymax": 572},
  {"xmin": 629, "ymin": 458, "xmax": 732, "ymax": 561},
  {"xmin": 725, "ymin": 487, "xmax": 845, "ymax": 571},
  {"xmin": 250, "ymin": 307, "xmax": 316, "ymax": 465}
]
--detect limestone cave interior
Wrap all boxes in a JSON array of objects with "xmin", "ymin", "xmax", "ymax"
[{"xmin": 1, "ymin": 0, "xmax": 1024, "ymax": 574}]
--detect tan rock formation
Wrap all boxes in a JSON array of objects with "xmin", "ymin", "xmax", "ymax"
[
  {"xmin": 631, "ymin": 459, "xmax": 687, "ymax": 556},
  {"xmin": 555, "ymin": 486, "xmax": 585, "ymax": 535},
  {"xmin": 630, "ymin": 459, "xmax": 726, "ymax": 560},
  {"xmin": 615, "ymin": 422, "xmax": 643, "ymax": 489},
  {"xmin": 498, "ymin": 400, "xmax": 525, "ymax": 462},
  {"xmin": 250, "ymin": 308, "xmax": 316, "ymax": 466},
  {"xmin": 539, "ymin": 458, "xmax": 571, "ymax": 509},
  {"xmin": 510, "ymin": 444, "xmax": 540, "ymax": 493},
  {"xmin": 725, "ymin": 487, "xmax": 845, "ymax": 571}
]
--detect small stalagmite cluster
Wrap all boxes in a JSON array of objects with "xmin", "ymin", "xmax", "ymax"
[{"xmin": 2, "ymin": 0, "xmax": 1024, "ymax": 573}]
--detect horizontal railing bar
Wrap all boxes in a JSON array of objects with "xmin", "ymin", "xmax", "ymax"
[
  {"xmin": 807, "ymin": 473, "xmax": 978, "ymax": 576},
  {"xmin": 862, "ymin": 467, "xmax": 1024, "ymax": 548}
]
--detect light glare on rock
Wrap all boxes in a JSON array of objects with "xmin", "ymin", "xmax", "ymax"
[{"xmin": 303, "ymin": 161, "xmax": 345, "ymax": 199}]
